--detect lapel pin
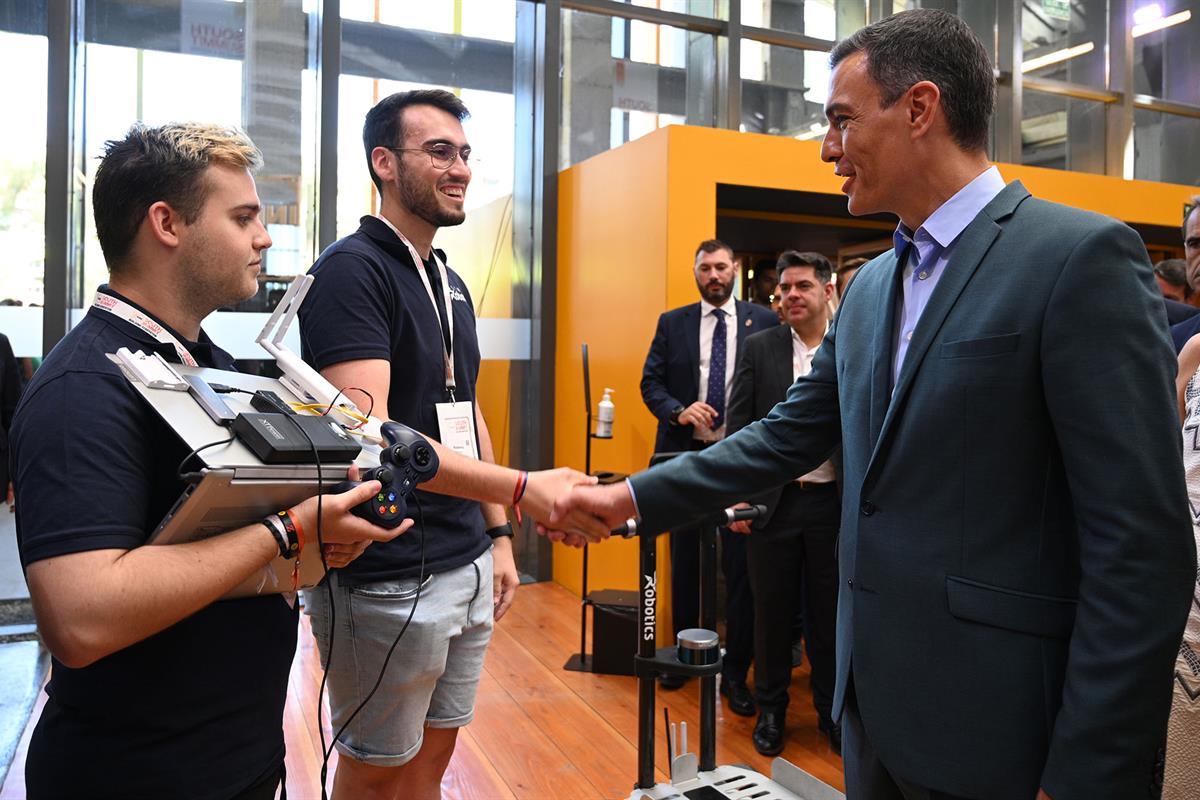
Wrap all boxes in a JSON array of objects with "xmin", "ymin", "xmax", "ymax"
[{"xmin": 744, "ymin": 318, "xmax": 752, "ymax": 327}]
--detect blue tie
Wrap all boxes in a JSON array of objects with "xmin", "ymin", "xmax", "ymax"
[{"xmin": 707, "ymin": 308, "xmax": 727, "ymax": 429}]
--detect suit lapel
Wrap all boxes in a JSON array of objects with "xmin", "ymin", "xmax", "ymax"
[
  {"xmin": 867, "ymin": 251, "xmax": 902, "ymax": 449},
  {"xmin": 684, "ymin": 303, "xmax": 701, "ymax": 387},
  {"xmin": 868, "ymin": 181, "xmax": 1029, "ymax": 472},
  {"xmin": 773, "ymin": 325, "xmax": 794, "ymax": 398},
  {"xmin": 734, "ymin": 300, "xmax": 755, "ymax": 349}
]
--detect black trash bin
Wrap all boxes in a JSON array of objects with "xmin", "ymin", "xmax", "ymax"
[{"xmin": 588, "ymin": 589, "xmax": 639, "ymax": 676}]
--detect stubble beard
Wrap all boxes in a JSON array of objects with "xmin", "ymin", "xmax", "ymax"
[
  {"xmin": 397, "ymin": 166, "xmax": 466, "ymax": 229},
  {"xmin": 177, "ymin": 232, "xmax": 258, "ymax": 319},
  {"xmin": 697, "ymin": 278, "xmax": 732, "ymax": 305}
]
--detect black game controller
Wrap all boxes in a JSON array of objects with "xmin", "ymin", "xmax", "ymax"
[{"xmin": 330, "ymin": 422, "xmax": 440, "ymax": 528}]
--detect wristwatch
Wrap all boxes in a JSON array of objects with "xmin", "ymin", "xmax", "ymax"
[
  {"xmin": 486, "ymin": 522, "xmax": 515, "ymax": 540},
  {"xmin": 668, "ymin": 405, "xmax": 685, "ymax": 425}
]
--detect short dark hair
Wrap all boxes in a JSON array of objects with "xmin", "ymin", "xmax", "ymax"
[
  {"xmin": 92, "ymin": 122, "xmax": 262, "ymax": 273},
  {"xmin": 1155, "ymin": 259, "xmax": 1190, "ymax": 295},
  {"xmin": 776, "ymin": 250, "xmax": 833, "ymax": 284},
  {"xmin": 363, "ymin": 89, "xmax": 471, "ymax": 190},
  {"xmin": 695, "ymin": 239, "xmax": 734, "ymax": 261},
  {"xmin": 830, "ymin": 9, "xmax": 994, "ymax": 153}
]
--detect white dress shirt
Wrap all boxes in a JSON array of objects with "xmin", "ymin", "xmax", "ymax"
[
  {"xmin": 696, "ymin": 295, "xmax": 738, "ymax": 442},
  {"xmin": 792, "ymin": 328, "xmax": 836, "ymax": 484}
]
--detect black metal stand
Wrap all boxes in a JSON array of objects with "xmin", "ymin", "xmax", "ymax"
[
  {"xmin": 564, "ymin": 343, "xmax": 614, "ymax": 673},
  {"xmin": 629, "ymin": 467, "xmax": 766, "ymax": 789}
]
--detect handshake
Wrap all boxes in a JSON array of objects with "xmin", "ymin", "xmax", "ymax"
[{"xmin": 519, "ymin": 468, "xmax": 639, "ymax": 548}]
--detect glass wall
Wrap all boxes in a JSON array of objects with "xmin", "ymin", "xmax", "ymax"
[
  {"xmin": 1021, "ymin": 91, "xmax": 1107, "ymax": 174},
  {"xmin": 560, "ymin": 8, "xmax": 716, "ymax": 168},
  {"xmin": 74, "ymin": 0, "xmax": 318, "ymax": 362},
  {"xmin": 1020, "ymin": 0, "xmax": 1107, "ymax": 89},
  {"xmin": 0, "ymin": 11, "xmax": 47, "ymax": 361},
  {"xmin": 1134, "ymin": 107, "xmax": 1200, "ymax": 186},
  {"xmin": 1133, "ymin": 3, "xmax": 1198, "ymax": 106}
]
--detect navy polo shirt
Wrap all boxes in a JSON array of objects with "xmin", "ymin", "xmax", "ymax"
[
  {"xmin": 301, "ymin": 216, "xmax": 489, "ymax": 583},
  {"xmin": 11, "ymin": 286, "xmax": 296, "ymax": 799}
]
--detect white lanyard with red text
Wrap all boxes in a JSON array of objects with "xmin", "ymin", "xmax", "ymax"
[
  {"xmin": 92, "ymin": 291, "xmax": 198, "ymax": 367},
  {"xmin": 376, "ymin": 215, "xmax": 457, "ymax": 401}
]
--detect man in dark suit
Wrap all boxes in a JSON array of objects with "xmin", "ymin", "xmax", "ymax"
[
  {"xmin": 640, "ymin": 239, "xmax": 778, "ymax": 709},
  {"xmin": 727, "ymin": 251, "xmax": 841, "ymax": 757},
  {"xmin": 560, "ymin": 10, "xmax": 1193, "ymax": 799},
  {"xmin": 1170, "ymin": 201, "xmax": 1200, "ymax": 351}
]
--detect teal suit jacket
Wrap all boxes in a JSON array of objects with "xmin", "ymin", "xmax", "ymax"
[{"xmin": 630, "ymin": 182, "xmax": 1194, "ymax": 799}]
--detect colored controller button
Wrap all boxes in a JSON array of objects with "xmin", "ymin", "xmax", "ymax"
[
  {"xmin": 387, "ymin": 492, "xmax": 396, "ymax": 502},
  {"xmin": 377, "ymin": 493, "xmax": 385, "ymax": 502},
  {"xmin": 389, "ymin": 505, "xmax": 397, "ymax": 514},
  {"xmin": 378, "ymin": 505, "xmax": 386, "ymax": 514}
]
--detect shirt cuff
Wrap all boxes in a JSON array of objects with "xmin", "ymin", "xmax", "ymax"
[{"xmin": 625, "ymin": 477, "xmax": 642, "ymax": 520}]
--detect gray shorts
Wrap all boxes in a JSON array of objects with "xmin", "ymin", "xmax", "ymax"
[{"xmin": 302, "ymin": 547, "xmax": 494, "ymax": 767}]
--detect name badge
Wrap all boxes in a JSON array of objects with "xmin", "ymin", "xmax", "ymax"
[{"xmin": 435, "ymin": 400, "xmax": 479, "ymax": 458}]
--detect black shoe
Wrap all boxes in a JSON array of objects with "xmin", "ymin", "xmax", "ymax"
[
  {"xmin": 818, "ymin": 717, "xmax": 842, "ymax": 756},
  {"xmin": 791, "ymin": 639, "xmax": 804, "ymax": 669},
  {"xmin": 720, "ymin": 678, "xmax": 757, "ymax": 716},
  {"xmin": 659, "ymin": 673, "xmax": 688, "ymax": 690},
  {"xmin": 753, "ymin": 710, "xmax": 786, "ymax": 756}
]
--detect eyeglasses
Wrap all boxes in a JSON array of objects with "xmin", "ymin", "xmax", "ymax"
[{"xmin": 386, "ymin": 144, "xmax": 473, "ymax": 170}]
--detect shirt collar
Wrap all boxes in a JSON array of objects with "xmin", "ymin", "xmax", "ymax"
[
  {"xmin": 700, "ymin": 295, "xmax": 737, "ymax": 317},
  {"xmin": 791, "ymin": 324, "xmax": 829, "ymax": 354},
  {"xmin": 893, "ymin": 166, "xmax": 1006, "ymax": 255}
]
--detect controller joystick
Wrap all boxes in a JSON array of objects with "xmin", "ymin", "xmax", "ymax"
[{"xmin": 330, "ymin": 422, "xmax": 440, "ymax": 529}]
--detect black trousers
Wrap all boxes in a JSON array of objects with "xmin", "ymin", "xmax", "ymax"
[
  {"xmin": 668, "ymin": 525, "xmax": 754, "ymax": 684},
  {"xmin": 843, "ymin": 680, "xmax": 969, "ymax": 800},
  {"xmin": 746, "ymin": 482, "xmax": 840, "ymax": 721}
]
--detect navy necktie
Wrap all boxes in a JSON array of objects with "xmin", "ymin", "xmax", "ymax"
[{"xmin": 707, "ymin": 308, "xmax": 727, "ymax": 429}]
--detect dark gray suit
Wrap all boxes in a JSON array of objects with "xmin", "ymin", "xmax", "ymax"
[{"xmin": 630, "ymin": 182, "xmax": 1194, "ymax": 799}]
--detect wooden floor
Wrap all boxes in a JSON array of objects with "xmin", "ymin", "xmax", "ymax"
[{"xmin": 1, "ymin": 582, "xmax": 844, "ymax": 799}]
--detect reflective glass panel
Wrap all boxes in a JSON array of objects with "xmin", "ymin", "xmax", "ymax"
[
  {"xmin": 1133, "ymin": 107, "xmax": 1200, "ymax": 186},
  {"xmin": 77, "ymin": 0, "xmax": 318, "ymax": 362},
  {"xmin": 562, "ymin": 8, "xmax": 717, "ymax": 168},
  {"xmin": 741, "ymin": 40, "xmax": 830, "ymax": 139},
  {"xmin": 1132, "ymin": 3, "xmax": 1200, "ymax": 105},
  {"xmin": 0, "ymin": 24, "xmax": 47, "ymax": 360},
  {"xmin": 1021, "ymin": 90, "xmax": 1106, "ymax": 174},
  {"xmin": 1021, "ymin": 0, "xmax": 1107, "ymax": 89}
]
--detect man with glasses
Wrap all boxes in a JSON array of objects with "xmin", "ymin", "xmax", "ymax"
[
  {"xmin": 1170, "ymin": 199, "xmax": 1200, "ymax": 352},
  {"xmin": 297, "ymin": 89, "xmax": 518, "ymax": 800}
]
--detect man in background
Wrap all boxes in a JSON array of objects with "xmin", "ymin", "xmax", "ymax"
[
  {"xmin": 1171, "ymin": 199, "xmax": 1200, "ymax": 351},
  {"xmin": 12, "ymin": 122, "xmax": 405, "ymax": 798},
  {"xmin": 640, "ymin": 239, "xmax": 778, "ymax": 712},
  {"xmin": 728, "ymin": 251, "xmax": 842, "ymax": 757}
]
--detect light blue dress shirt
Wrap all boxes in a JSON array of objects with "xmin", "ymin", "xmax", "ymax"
[{"xmin": 891, "ymin": 166, "xmax": 1007, "ymax": 387}]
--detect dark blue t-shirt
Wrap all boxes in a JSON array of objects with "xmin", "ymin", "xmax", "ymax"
[
  {"xmin": 12, "ymin": 287, "xmax": 296, "ymax": 799},
  {"xmin": 300, "ymin": 216, "xmax": 489, "ymax": 583}
]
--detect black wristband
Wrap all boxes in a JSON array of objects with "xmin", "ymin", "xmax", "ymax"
[
  {"xmin": 262, "ymin": 516, "xmax": 289, "ymax": 558},
  {"xmin": 486, "ymin": 523, "xmax": 515, "ymax": 540},
  {"xmin": 669, "ymin": 406, "xmax": 685, "ymax": 425}
]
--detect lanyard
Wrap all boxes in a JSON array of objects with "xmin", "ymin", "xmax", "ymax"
[
  {"xmin": 376, "ymin": 215, "xmax": 457, "ymax": 401},
  {"xmin": 92, "ymin": 290, "xmax": 198, "ymax": 367}
]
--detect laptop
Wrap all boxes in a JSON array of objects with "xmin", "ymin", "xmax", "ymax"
[{"xmin": 117, "ymin": 361, "xmax": 378, "ymax": 598}]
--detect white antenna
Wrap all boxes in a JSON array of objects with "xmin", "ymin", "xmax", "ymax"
[{"xmin": 258, "ymin": 275, "xmax": 376, "ymax": 435}]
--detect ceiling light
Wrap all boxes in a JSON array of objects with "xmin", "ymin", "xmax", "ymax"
[
  {"xmin": 1133, "ymin": 9, "xmax": 1191, "ymax": 37},
  {"xmin": 1133, "ymin": 3, "xmax": 1164, "ymax": 26},
  {"xmin": 1021, "ymin": 41, "xmax": 1095, "ymax": 73}
]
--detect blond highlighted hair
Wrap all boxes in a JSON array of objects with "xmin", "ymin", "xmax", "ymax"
[{"xmin": 93, "ymin": 122, "xmax": 263, "ymax": 271}]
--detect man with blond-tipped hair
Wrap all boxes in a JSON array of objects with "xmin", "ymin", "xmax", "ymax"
[{"xmin": 11, "ymin": 122, "xmax": 408, "ymax": 798}]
